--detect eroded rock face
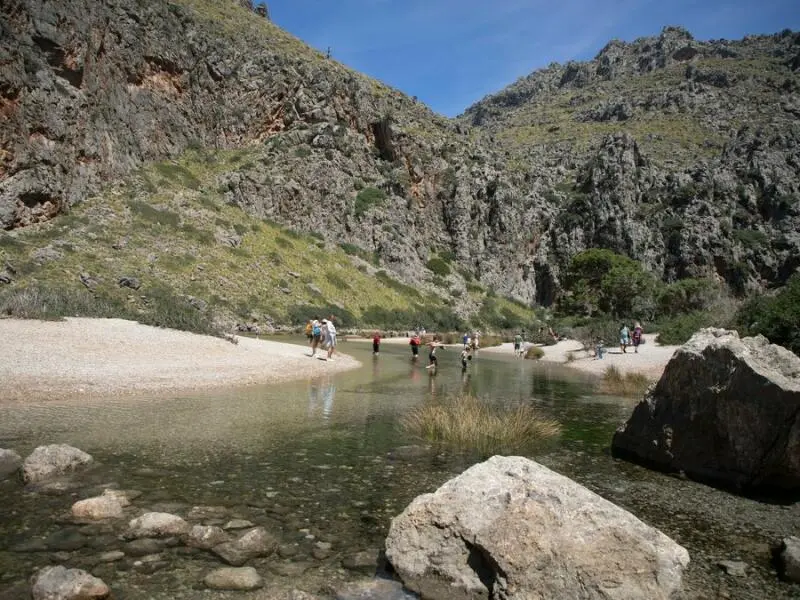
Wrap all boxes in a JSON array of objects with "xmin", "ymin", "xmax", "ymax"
[
  {"xmin": 385, "ymin": 455, "xmax": 689, "ymax": 600},
  {"xmin": 777, "ymin": 536, "xmax": 800, "ymax": 582},
  {"xmin": 22, "ymin": 444, "xmax": 93, "ymax": 483},
  {"xmin": 31, "ymin": 565, "xmax": 110, "ymax": 600},
  {"xmin": 612, "ymin": 328, "xmax": 800, "ymax": 493}
]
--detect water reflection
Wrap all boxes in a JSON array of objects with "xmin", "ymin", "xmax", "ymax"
[{"xmin": 308, "ymin": 376, "xmax": 337, "ymax": 423}]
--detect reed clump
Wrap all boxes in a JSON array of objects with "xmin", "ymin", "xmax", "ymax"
[
  {"xmin": 401, "ymin": 394, "xmax": 561, "ymax": 458},
  {"xmin": 599, "ymin": 365, "xmax": 652, "ymax": 397}
]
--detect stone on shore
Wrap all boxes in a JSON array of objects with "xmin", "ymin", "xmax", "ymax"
[
  {"xmin": 385, "ymin": 455, "xmax": 689, "ymax": 600},
  {"xmin": 127, "ymin": 512, "xmax": 190, "ymax": 539},
  {"xmin": 204, "ymin": 566, "xmax": 264, "ymax": 590},
  {"xmin": 612, "ymin": 328, "xmax": 800, "ymax": 493},
  {"xmin": 0, "ymin": 448, "xmax": 22, "ymax": 480},
  {"xmin": 23, "ymin": 445, "xmax": 93, "ymax": 483},
  {"xmin": 31, "ymin": 565, "xmax": 110, "ymax": 600}
]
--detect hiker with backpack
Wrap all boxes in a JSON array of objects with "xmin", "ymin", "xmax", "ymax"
[{"xmin": 309, "ymin": 316, "xmax": 323, "ymax": 357}]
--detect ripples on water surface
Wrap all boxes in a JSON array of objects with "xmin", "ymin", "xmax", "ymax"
[{"xmin": 1, "ymin": 339, "xmax": 798, "ymax": 599}]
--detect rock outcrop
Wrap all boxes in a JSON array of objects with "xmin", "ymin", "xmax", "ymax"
[
  {"xmin": 385, "ymin": 455, "xmax": 689, "ymax": 600},
  {"xmin": 776, "ymin": 536, "xmax": 800, "ymax": 582},
  {"xmin": 612, "ymin": 328, "xmax": 800, "ymax": 493},
  {"xmin": 22, "ymin": 444, "xmax": 93, "ymax": 483},
  {"xmin": 126, "ymin": 512, "xmax": 190, "ymax": 539}
]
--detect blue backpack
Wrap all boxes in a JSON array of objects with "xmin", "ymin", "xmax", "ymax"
[{"xmin": 312, "ymin": 324, "xmax": 321, "ymax": 336}]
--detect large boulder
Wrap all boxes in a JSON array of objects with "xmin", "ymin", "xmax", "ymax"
[
  {"xmin": 612, "ymin": 328, "xmax": 800, "ymax": 493},
  {"xmin": 31, "ymin": 565, "xmax": 110, "ymax": 600},
  {"xmin": 385, "ymin": 456, "xmax": 689, "ymax": 600},
  {"xmin": 22, "ymin": 445, "xmax": 93, "ymax": 483},
  {"xmin": 0, "ymin": 448, "xmax": 22, "ymax": 480}
]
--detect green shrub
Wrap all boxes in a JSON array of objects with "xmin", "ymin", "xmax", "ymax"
[
  {"xmin": 654, "ymin": 311, "xmax": 724, "ymax": 345},
  {"xmin": 736, "ymin": 274, "xmax": 800, "ymax": 355},
  {"xmin": 153, "ymin": 163, "xmax": 200, "ymax": 189},
  {"xmin": 560, "ymin": 248, "xmax": 657, "ymax": 318},
  {"xmin": 426, "ymin": 257, "xmax": 451, "ymax": 277},
  {"xmin": 733, "ymin": 228, "xmax": 769, "ymax": 249},
  {"xmin": 657, "ymin": 278, "xmax": 721, "ymax": 317},
  {"xmin": 354, "ymin": 187, "xmax": 387, "ymax": 218},
  {"xmin": 325, "ymin": 272, "xmax": 350, "ymax": 290},
  {"xmin": 0, "ymin": 283, "xmax": 221, "ymax": 337}
]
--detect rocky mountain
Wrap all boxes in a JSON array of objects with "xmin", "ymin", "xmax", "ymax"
[
  {"xmin": 1, "ymin": 0, "xmax": 798, "ymax": 326},
  {"xmin": 461, "ymin": 26, "xmax": 800, "ymax": 300}
]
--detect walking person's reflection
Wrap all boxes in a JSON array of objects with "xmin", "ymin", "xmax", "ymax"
[
  {"xmin": 308, "ymin": 376, "xmax": 336, "ymax": 422},
  {"xmin": 321, "ymin": 377, "xmax": 336, "ymax": 422}
]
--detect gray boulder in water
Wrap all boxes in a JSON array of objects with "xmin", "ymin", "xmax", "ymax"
[
  {"xmin": 612, "ymin": 328, "xmax": 800, "ymax": 494},
  {"xmin": 22, "ymin": 444, "xmax": 93, "ymax": 483},
  {"xmin": 385, "ymin": 455, "xmax": 689, "ymax": 600}
]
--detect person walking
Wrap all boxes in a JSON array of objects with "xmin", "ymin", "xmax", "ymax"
[
  {"xmin": 426, "ymin": 339, "xmax": 444, "ymax": 370},
  {"xmin": 372, "ymin": 331, "xmax": 381, "ymax": 355},
  {"xmin": 460, "ymin": 347, "xmax": 469, "ymax": 372},
  {"xmin": 462, "ymin": 332, "xmax": 470, "ymax": 350},
  {"xmin": 513, "ymin": 332, "xmax": 523, "ymax": 358},
  {"xmin": 619, "ymin": 323, "xmax": 630, "ymax": 354},
  {"xmin": 632, "ymin": 322, "xmax": 643, "ymax": 353},
  {"xmin": 326, "ymin": 318, "xmax": 337, "ymax": 361},
  {"xmin": 310, "ymin": 316, "xmax": 322, "ymax": 357}
]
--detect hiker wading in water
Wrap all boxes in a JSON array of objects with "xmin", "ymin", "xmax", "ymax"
[{"xmin": 426, "ymin": 340, "xmax": 445, "ymax": 370}]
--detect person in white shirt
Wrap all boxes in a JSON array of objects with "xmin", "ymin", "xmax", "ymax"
[{"xmin": 326, "ymin": 317, "xmax": 337, "ymax": 361}]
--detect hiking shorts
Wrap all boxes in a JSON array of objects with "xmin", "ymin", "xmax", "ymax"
[
  {"xmin": 411, "ymin": 345, "xmax": 419, "ymax": 356},
  {"xmin": 328, "ymin": 333, "xmax": 337, "ymax": 348}
]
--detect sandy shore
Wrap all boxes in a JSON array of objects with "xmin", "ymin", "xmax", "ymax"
[
  {"xmin": 481, "ymin": 334, "xmax": 679, "ymax": 380},
  {"xmin": 0, "ymin": 318, "xmax": 360, "ymax": 402}
]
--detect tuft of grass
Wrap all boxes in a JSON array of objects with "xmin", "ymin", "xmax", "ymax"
[
  {"xmin": 401, "ymin": 394, "xmax": 560, "ymax": 459},
  {"xmin": 127, "ymin": 200, "xmax": 180, "ymax": 227},
  {"xmin": 599, "ymin": 366, "xmax": 652, "ymax": 397},
  {"xmin": 525, "ymin": 346, "xmax": 544, "ymax": 360}
]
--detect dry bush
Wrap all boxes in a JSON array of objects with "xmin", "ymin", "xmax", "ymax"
[
  {"xmin": 599, "ymin": 365, "xmax": 652, "ymax": 397},
  {"xmin": 401, "ymin": 394, "xmax": 560, "ymax": 458},
  {"xmin": 525, "ymin": 346, "xmax": 544, "ymax": 360}
]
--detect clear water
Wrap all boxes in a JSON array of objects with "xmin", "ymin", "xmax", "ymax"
[{"xmin": 1, "ymin": 339, "xmax": 798, "ymax": 599}]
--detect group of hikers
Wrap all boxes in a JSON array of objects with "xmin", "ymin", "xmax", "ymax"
[
  {"xmin": 304, "ymin": 316, "xmax": 338, "ymax": 361},
  {"xmin": 617, "ymin": 322, "xmax": 644, "ymax": 354},
  {"xmin": 346, "ymin": 328, "xmax": 480, "ymax": 373}
]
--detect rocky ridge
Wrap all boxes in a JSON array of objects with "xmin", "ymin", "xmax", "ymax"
[{"xmin": 1, "ymin": 2, "xmax": 798, "ymax": 316}]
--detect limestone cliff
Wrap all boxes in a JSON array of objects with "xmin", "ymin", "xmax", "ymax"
[{"xmin": 1, "ymin": 1, "xmax": 798, "ymax": 311}]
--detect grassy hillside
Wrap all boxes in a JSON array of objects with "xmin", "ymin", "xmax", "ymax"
[{"xmin": 0, "ymin": 147, "xmax": 536, "ymax": 334}]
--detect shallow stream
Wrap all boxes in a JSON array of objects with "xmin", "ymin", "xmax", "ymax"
[{"xmin": 1, "ymin": 339, "xmax": 798, "ymax": 599}]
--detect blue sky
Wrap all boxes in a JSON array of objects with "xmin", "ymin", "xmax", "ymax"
[{"xmin": 265, "ymin": 0, "xmax": 800, "ymax": 117}]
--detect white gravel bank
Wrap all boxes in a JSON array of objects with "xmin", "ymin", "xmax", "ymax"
[{"xmin": 0, "ymin": 317, "xmax": 360, "ymax": 401}]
